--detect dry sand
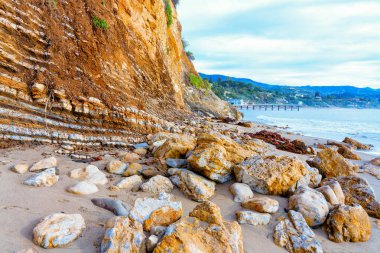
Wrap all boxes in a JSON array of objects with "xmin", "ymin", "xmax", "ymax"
[{"xmin": 0, "ymin": 123, "xmax": 379, "ymax": 253}]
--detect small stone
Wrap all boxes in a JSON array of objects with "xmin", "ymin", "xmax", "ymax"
[
  {"xmin": 134, "ymin": 148, "xmax": 147, "ymax": 156},
  {"xmin": 67, "ymin": 181, "xmax": 98, "ymax": 195},
  {"xmin": 273, "ymin": 210, "xmax": 323, "ymax": 253},
  {"xmin": 29, "ymin": 157, "xmax": 57, "ymax": 172},
  {"xmin": 69, "ymin": 165, "xmax": 108, "ymax": 185},
  {"xmin": 121, "ymin": 152, "xmax": 140, "ymax": 163},
  {"xmin": 33, "ymin": 213, "xmax": 85, "ymax": 248},
  {"xmin": 241, "ymin": 197, "xmax": 279, "ymax": 213},
  {"xmin": 106, "ymin": 160, "xmax": 128, "ymax": 175},
  {"xmin": 24, "ymin": 168, "xmax": 59, "ymax": 187},
  {"xmin": 115, "ymin": 175, "xmax": 143, "ymax": 191},
  {"xmin": 189, "ymin": 201, "xmax": 223, "ymax": 225},
  {"xmin": 11, "ymin": 163, "xmax": 29, "ymax": 174},
  {"xmin": 129, "ymin": 193, "xmax": 182, "ymax": 231},
  {"xmin": 141, "ymin": 167, "xmax": 164, "ymax": 178},
  {"xmin": 133, "ymin": 142, "xmax": 149, "ymax": 149},
  {"xmin": 146, "ymin": 234, "xmax": 159, "ymax": 253},
  {"xmin": 288, "ymin": 186, "xmax": 329, "ymax": 227},
  {"xmin": 101, "ymin": 216, "xmax": 145, "ymax": 253},
  {"xmin": 325, "ymin": 204, "xmax": 371, "ymax": 243},
  {"xmin": 169, "ymin": 168, "xmax": 216, "ymax": 202},
  {"xmin": 141, "ymin": 175, "xmax": 173, "ymax": 194},
  {"xmin": 229, "ymin": 183, "xmax": 254, "ymax": 203},
  {"xmin": 236, "ymin": 211, "xmax": 271, "ymax": 226},
  {"xmin": 166, "ymin": 158, "xmax": 188, "ymax": 168},
  {"xmin": 91, "ymin": 198, "xmax": 131, "ymax": 216},
  {"xmin": 124, "ymin": 163, "xmax": 143, "ymax": 176}
]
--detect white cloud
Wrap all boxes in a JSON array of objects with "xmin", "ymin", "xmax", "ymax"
[{"xmin": 178, "ymin": 0, "xmax": 380, "ymax": 88}]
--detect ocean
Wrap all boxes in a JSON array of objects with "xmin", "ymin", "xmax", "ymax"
[{"xmin": 242, "ymin": 108, "xmax": 380, "ymax": 156}]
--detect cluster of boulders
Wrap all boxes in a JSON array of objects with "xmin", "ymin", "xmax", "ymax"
[{"xmin": 10, "ymin": 128, "xmax": 379, "ymax": 252}]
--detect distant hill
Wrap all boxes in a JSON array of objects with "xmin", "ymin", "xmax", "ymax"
[
  {"xmin": 200, "ymin": 73, "xmax": 380, "ymax": 108},
  {"xmin": 199, "ymin": 73, "xmax": 380, "ymax": 96}
]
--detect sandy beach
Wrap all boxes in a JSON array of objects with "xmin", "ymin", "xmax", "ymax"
[{"xmin": 1, "ymin": 122, "xmax": 379, "ymax": 253}]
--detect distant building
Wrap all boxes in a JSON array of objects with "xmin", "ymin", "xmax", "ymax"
[{"xmin": 228, "ymin": 99, "xmax": 245, "ymax": 105}]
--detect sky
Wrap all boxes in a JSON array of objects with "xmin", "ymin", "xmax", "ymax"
[{"xmin": 177, "ymin": 0, "xmax": 380, "ymax": 88}]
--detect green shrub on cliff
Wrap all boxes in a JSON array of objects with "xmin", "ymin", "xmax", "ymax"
[
  {"xmin": 189, "ymin": 73, "xmax": 211, "ymax": 91},
  {"xmin": 164, "ymin": 0, "xmax": 173, "ymax": 27},
  {"xmin": 92, "ymin": 16, "xmax": 109, "ymax": 30}
]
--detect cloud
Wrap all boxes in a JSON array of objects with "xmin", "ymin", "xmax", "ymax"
[{"xmin": 177, "ymin": 0, "xmax": 380, "ymax": 88}]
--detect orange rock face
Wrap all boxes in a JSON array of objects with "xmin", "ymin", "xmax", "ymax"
[{"xmin": 0, "ymin": 0, "xmax": 237, "ymax": 145}]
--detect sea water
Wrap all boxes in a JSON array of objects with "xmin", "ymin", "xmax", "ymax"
[{"xmin": 242, "ymin": 108, "xmax": 380, "ymax": 156}]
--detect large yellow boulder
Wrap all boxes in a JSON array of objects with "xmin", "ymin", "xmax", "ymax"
[
  {"xmin": 234, "ymin": 155, "xmax": 309, "ymax": 196},
  {"xmin": 153, "ymin": 135, "xmax": 196, "ymax": 159},
  {"xmin": 154, "ymin": 202, "xmax": 243, "ymax": 253},
  {"xmin": 311, "ymin": 148, "xmax": 358, "ymax": 178},
  {"xmin": 325, "ymin": 204, "xmax": 371, "ymax": 243},
  {"xmin": 188, "ymin": 132, "xmax": 253, "ymax": 183}
]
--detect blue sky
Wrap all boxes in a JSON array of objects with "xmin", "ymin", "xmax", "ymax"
[{"xmin": 177, "ymin": 0, "xmax": 380, "ymax": 88}]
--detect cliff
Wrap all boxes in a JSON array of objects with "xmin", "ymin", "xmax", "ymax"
[{"xmin": 0, "ymin": 0, "xmax": 238, "ymax": 146}]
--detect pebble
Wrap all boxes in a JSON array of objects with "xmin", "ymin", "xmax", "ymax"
[
  {"xmin": 67, "ymin": 181, "xmax": 98, "ymax": 195},
  {"xmin": 11, "ymin": 163, "xmax": 29, "ymax": 174},
  {"xmin": 230, "ymin": 183, "xmax": 254, "ymax": 202},
  {"xmin": 115, "ymin": 175, "xmax": 143, "ymax": 191},
  {"xmin": 141, "ymin": 175, "xmax": 174, "ymax": 194},
  {"xmin": 23, "ymin": 168, "xmax": 59, "ymax": 187},
  {"xmin": 29, "ymin": 157, "xmax": 57, "ymax": 172},
  {"xmin": 236, "ymin": 211, "xmax": 271, "ymax": 226},
  {"xmin": 91, "ymin": 198, "xmax": 131, "ymax": 216}
]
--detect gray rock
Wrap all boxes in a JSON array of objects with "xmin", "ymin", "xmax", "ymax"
[
  {"xmin": 229, "ymin": 183, "xmax": 254, "ymax": 203},
  {"xmin": 273, "ymin": 210, "xmax": 323, "ymax": 253},
  {"xmin": 91, "ymin": 198, "xmax": 131, "ymax": 216},
  {"xmin": 24, "ymin": 168, "xmax": 59, "ymax": 187},
  {"xmin": 133, "ymin": 142, "xmax": 149, "ymax": 149},
  {"xmin": 146, "ymin": 234, "xmax": 159, "ymax": 253},
  {"xmin": 236, "ymin": 211, "xmax": 271, "ymax": 226},
  {"xmin": 166, "ymin": 158, "xmax": 188, "ymax": 168}
]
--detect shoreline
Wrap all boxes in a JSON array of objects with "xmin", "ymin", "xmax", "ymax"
[{"xmin": 0, "ymin": 120, "xmax": 379, "ymax": 253}]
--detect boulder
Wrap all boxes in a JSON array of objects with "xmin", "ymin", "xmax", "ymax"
[
  {"xmin": 311, "ymin": 148, "xmax": 358, "ymax": 178},
  {"xmin": 239, "ymin": 138, "xmax": 269, "ymax": 156},
  {"xmin": 229, "ymin": 183, "xmax": 254, "ymax": 203},
  {"xmin": 133, "ymin": 148, "xmax": 147, "ymax": 156},
  {"xmin": 153, "ymin": 135, "xmax": 196, "ymax": 159},
  {"xmin": 169, "ymin": 168, "xmax": 216, "ymax": 202},
  {"xmin": 187, "ymin": 132, "xmax": 252, "ymax": 183},
  {"xmin": 29, "ymin": 157, "xmax": 57, "ymax": 172},
  {"xmin": 288, "ymin": 186, "xmax": 329, "ymax": 227},
  {"xmin": 343, "ymin": 137, "xmax": 372, "ymax": 150},
  {"xmin": 166, "ymin": 158, "xmax": 188, "ymax": 168},
  {"xmin": 33, "ymin": 213, "xmax": 85, "ymax": 248},
  {"xmin": 337, "ymin": 145, "xmax": 361, "ymax": 160},
  {"xmin": 317, "ymin": 179, "xmax": 345, "ymax": 208},
  {"xmin": 11, "ymin": 163, "xmax": 29, "ymax": 174},
  {"xmin": 234, "ymin": 155, "xmax": 309, "ymax": 196},
  {"xmin": 67, "ymin": 181, "xmax": 98, "ymax": 195},
  {"xmin": 115, "ymin": 175, "xmax": 143, "ymax": 191},
  {"xmin": 154, "ymin": 202, "xmax": 243, "ymax": 253},
  {"xmin": 69, "ymin": 165, "xmax": 108, "ymax": 185},
  {"xmin": 236, "ymin": 211, "xmax": 271, "ymax": 226},
  {"xmin": 370, "ymin": 157, "xmax": 380, "ymax": 166},
  {"xmin": 101, "ymin": 216, "xmax": 145, "ymax": 253},
  {"xmin": 24, "ymin": 168, "xmax": 59, "ymax": 187},
  {"xmin": 106, "ymin": 160, "xmax": 127, "ymax": 175},
  {"xmin": 129, "ymin": 193, "xmax": 182, "ymax": 231},
  {"xmin": 141, "ymin": 175, "xmax": 174, "ymax": 194},
  {"xmin": 241, "ymin": 197, "xmax": 279, "ymax": 214},
  {"xmin": 91, "ymin": 198, "xmax": 131, "ymax": 216},
  {"xmin": 273, "ymin": 210, "xmax": 323, "ymax": 253},
  {"xmin": 189, "ymin": 201, "xmax": 223, "ymax": 225},
  {"xmin": 325, "ymin": 204, "xmax": 371, "ymax": 242},
  {"xmin": 120, "ymin": 152, "xmax": 141, "ymax": 163},
  {"xmin": 123, "ymin": 163, "xmax": 143, "ymax": 176},
  {"xmin": 337, "ymin": 175, "xmax": 380, "ymax": 218}
]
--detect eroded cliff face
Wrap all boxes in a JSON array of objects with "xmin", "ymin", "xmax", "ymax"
[{"xmin": 0, "ymin": 0, "xmax": 237, "ymax": 146}]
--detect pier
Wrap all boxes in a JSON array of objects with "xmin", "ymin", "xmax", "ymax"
[{"xmin": 234, "ymin": 104, "xmax": 301, "ymax": 111}]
